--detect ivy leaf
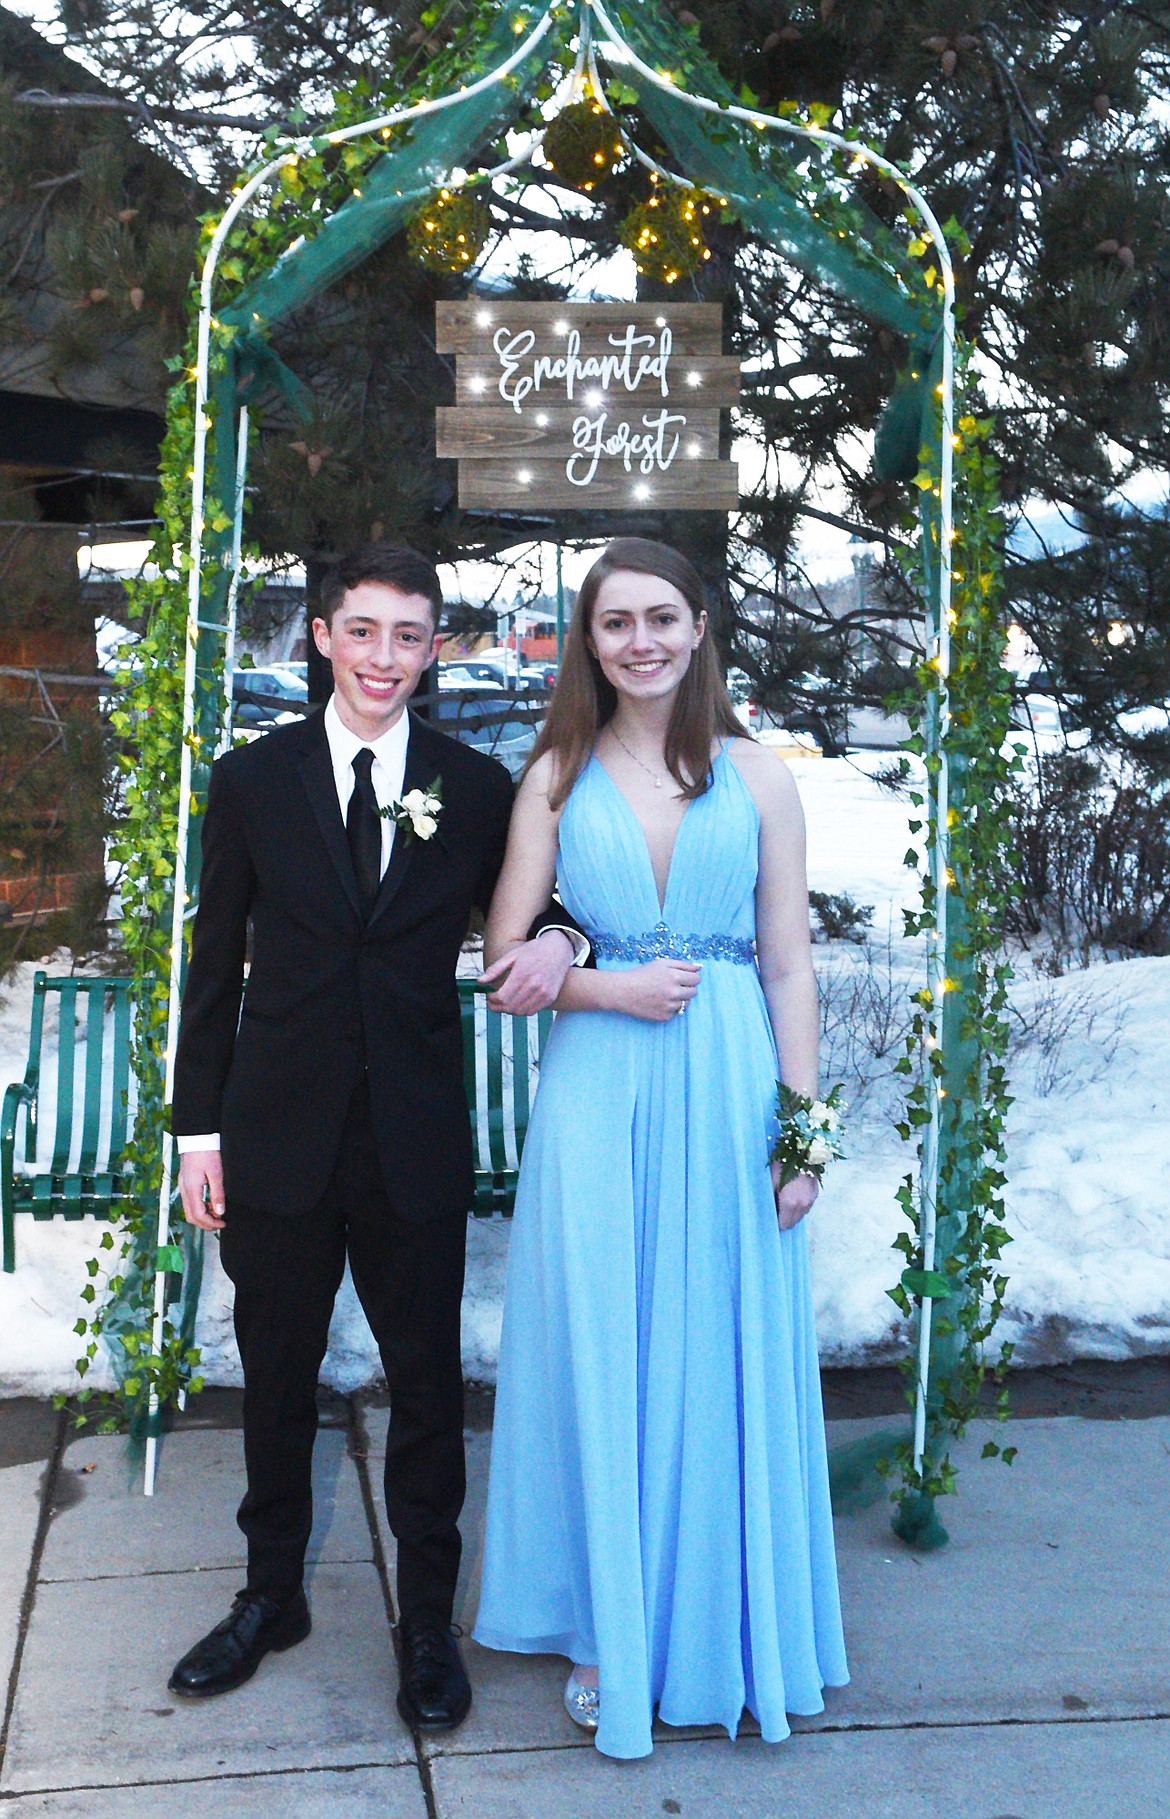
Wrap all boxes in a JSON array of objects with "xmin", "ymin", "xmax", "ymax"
[{"xmin": 900, "ymin": 1267, "xmax": 955, "ymax": 1299}]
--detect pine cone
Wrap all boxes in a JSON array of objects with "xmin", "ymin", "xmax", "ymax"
[
  {"xmin": 1092, "ymin": 93, "xmax": 1111, "ymax": 121},
  {"xmin": 289, "ymin": 440, "xmax": 332, "ymax": 478}
]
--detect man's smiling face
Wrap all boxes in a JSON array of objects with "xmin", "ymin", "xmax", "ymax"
[{"xmin": 312, "ymin": 582, "xmax": 443, "ymax": 740}]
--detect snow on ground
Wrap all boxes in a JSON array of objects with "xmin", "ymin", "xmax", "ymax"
[{"xmin": 2, "ymin": 759, "xmax": 1169, "ymax": 1396}]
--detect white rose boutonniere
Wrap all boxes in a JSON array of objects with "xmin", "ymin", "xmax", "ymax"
[{"xmin": 381, "ymin": 778, "xmax": 444, "ymax": 845}]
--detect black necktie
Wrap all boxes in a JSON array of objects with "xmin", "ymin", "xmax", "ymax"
[{"xmin": 346, "ymin": 747, "xmax": 382, "ymax": 916}]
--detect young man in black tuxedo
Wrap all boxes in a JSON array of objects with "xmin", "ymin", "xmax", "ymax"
[{"xmin": 167, "ymin": 545, "xmax": 581, "ymax": 1730}]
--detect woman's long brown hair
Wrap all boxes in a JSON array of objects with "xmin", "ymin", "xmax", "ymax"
[{"xmin": 525, "ymin": 537, "xmax": 746, "ymax": 811}]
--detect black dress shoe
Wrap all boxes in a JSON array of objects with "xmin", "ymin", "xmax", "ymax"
[
  {"xmin": 168, "ymin": 1589, "xmax": 311, "ymax": 1698},
  {"xmin": 396, "ymin": 1613, "xmax": 472, "ymax": 1732}
]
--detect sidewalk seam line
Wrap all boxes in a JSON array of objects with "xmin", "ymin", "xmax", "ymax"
[
  {"xmin": 37, "ymin": 1556, "xmax": 376, "ymax": 1585},
  {"xmin": 349, "ymin": 1397, "xmax": 442, "ymax": 1819},
  {"xmin": 421, "ymin": 1707, "xmax": 1170, "ymax": 1763},
  {"xmin": 0, "ymin": 1758, "xmax": 421, "ymax": 1798},
  {"xmin": 0, "ymin": 1405, "xmax": 67, "ymax": 1778}
]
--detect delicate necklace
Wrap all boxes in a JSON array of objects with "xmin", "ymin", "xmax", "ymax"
[{"xmin": 610, "ymin": 724, "xmax": 670, "ymax": 790}]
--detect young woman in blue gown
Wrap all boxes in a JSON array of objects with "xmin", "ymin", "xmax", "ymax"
[{"xmin": 473, "ymin": 538, "xmax": 847, "ymax": 1759}]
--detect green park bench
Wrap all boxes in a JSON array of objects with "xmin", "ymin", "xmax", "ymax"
[
  {"xmin": 2, "ymin": 971, "xmax": 553, "ymax": 1271},
  {"xmin": 458, "ymin": 977, "xmax": 554, "ymax": 1217},
  {"xmin": 2, "ymin": 972, "xmax": 134, "ymax": 1274}
]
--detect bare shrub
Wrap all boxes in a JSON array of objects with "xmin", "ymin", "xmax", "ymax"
[
  {"xmin": 1008, "ymin": 976, "xmax": 1126, "ymax": 1098},
  {"xmin": 817, "ymin": 923, "xmax": 914, "ymax": 1109},
  {"xmin": 1006, "ymin": 753, "xmax": 1170, "ymax": 956}
]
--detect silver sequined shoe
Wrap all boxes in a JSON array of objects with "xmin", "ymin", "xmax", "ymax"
[{"xmin": 563, "ymin": 1669, "xmax": 599, "ymax": 1731}]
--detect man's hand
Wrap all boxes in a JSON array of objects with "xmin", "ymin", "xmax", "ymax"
[
  {"xmin": 480, "ymin": 930, "xmax": 576, "ymax": 1015},
  {"xmin": 179, "ymin": 1150, "xmax": 226, "ymax": 1231}
]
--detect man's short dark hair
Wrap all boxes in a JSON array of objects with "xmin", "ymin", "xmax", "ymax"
[{"xmin": 317, "ymin": 544, "xmax": 443, "ymax": 627}]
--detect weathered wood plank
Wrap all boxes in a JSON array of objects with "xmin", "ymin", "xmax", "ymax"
[
  {"xmin": 436, "ymin": 405, "xmax": 722, "ymax": 460},
  {"xmin": 454, "ymin": 354, "xmax": 741, "ymax": 410},
  {"xmin": 436, "ymin": 299, "xmax": 724, "ymax": 353},
  {"xmin": 456, "ymin": 458, "xmax": 740, "ymax": 511}
]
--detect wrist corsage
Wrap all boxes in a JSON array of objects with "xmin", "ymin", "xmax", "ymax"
[
  {"xmin": 380, "ymin": 778, "xmax": 443, "ymax": 844},
  {"xmin": 770, "ymin": 1083, "xmax": 847, "ymax": 1187}
]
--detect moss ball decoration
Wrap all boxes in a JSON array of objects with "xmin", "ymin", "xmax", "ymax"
[
  {"xmin": 618, "ymin": 185, "xmax": 715, "ymax": 284},
  {"xmin": 542, "ymin": 99, "xmax": 626, "ymax": 192},
  {"xmin": 406, "ymin": 187, "xmax": 492, "ymax": 273}
]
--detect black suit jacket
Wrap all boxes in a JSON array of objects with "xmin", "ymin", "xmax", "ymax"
[{"xmin": 172, "ymin": 707, "xmax": 515, "ymax": 1221}]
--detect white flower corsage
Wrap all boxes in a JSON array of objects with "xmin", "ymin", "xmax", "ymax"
[
  {"xmin": 380, "ymin": 778, "xmax": 443, "ymax": 844},
  {"xmin": 771, "ymin": 1083, "xmax": 847, "ymax": 1186}
]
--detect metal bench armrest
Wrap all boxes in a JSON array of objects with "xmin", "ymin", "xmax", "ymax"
[
  {"xmin": 1, "ymin": 1077, "xmax": 35, "ymax": 1146},
  {"xmin": 2, "ymin": 1079, "xmax": 36, "ymax": 1273}
]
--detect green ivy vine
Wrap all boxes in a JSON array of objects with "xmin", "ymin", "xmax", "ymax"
[{"xmin": 884, "ymin": 372, "xmax": 1020, "ymax": 1529}]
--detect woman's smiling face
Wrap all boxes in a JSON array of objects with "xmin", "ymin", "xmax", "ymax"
[{"xmin": 588, "ymin": 568, "xmax": 705, "ymax": 706}]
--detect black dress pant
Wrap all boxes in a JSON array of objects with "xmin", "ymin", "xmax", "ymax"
[{"xmin": 218, "ymin": 1075, "xmax": 468, "ymax": 1623}]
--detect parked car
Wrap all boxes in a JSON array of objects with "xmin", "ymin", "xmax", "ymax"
[
  {"xmin": 432, "ymin": 693, "xmax": 537, "ymax": 775},
  {"xmin": 231, "ymin": 665, "xmax": 309, "ymax": 728},
  {"xmin": 438, "ymin": 667, "xmax": 504, "ymax": 690},
  {"xmin": 441, "ymin": 657, "xmax": 549, "ymax": 692}
]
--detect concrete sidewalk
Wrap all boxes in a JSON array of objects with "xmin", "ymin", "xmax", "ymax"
[{"xmin": 0, "ymin": 1390, "xmax": 1167, "ymax": 1817}]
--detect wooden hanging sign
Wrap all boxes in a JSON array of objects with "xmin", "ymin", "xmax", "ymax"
[{"xmin": 436, "ymin": 301, "xmax": 740, "ymax": 511}]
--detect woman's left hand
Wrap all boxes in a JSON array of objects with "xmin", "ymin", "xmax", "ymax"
[{"xmin": 771, "ymin": 1162, "xmax": 819, "ymax": 1231}]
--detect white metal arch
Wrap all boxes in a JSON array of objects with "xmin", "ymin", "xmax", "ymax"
[{"xmin": 147, "ymin": 0, "xmax": 956, "ymax": 1495}]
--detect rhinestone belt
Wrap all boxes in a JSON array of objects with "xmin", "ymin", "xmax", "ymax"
[{"xmin": 591, "ymin": 920, "xmax": 756, "ymax": 965}]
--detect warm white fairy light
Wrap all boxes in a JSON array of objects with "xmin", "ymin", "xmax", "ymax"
[
  {"xmin": 469, "ymin": 374, "xmax": 486, "ymax": 394},
  {"xmin": 517, "ymin": 468, "xmax": 533, "ymax": 484},
  {"xmin": 476, "ymin": 308, "xmax": 493, "ymax": 325}
]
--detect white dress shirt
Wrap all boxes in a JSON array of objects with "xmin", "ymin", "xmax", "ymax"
[
  {"xmin": 322, "ymin": 693, "xmax": 410, "ymax": 880},
  {"xmin": 177, "ymin": 700, "xmax": 585, "ymax": 1156}
]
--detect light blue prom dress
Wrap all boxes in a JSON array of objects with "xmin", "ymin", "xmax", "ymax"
[{"xmin": 473, "ymin": 745, "xmax": 848, "ymax": 1759}]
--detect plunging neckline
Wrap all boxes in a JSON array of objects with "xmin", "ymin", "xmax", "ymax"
[{"xmin": 592, "ymin": 747, "xmax": 724, "ymax": 917}]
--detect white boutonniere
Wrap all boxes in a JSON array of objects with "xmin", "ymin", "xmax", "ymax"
[{"xmin": 380, "ymin": 778, "xmax": 444, "ymax": 844}]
